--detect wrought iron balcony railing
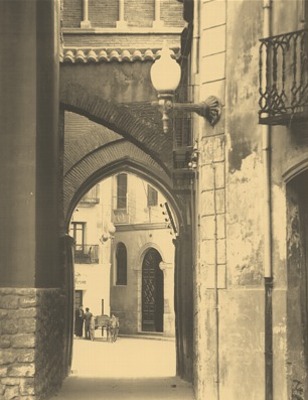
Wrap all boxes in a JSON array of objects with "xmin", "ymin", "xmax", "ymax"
[
  {"xmin": 259, "ymin": 29, "xmax": 308, "ymax": 124},
  {"xmin": 74, "ymin": 245, "xmax": 99, "ymax": 264}
]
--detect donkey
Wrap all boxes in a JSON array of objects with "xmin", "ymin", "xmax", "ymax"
[{"xmin": 94, "ymin": 314, "xmax": 119, "ymax": 342}]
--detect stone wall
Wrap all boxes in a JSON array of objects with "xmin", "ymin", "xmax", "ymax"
[{"xmin": 0, "ymin": 288, "xmax": 65, "ymax": 400}]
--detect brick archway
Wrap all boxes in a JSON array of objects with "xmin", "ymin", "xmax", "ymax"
[
  {"xmin": 61, "ymin": 91, "xmax": 193, "ymax": 382},
  {"xmin": 64, "ymin": 139, "xmax": 180, "ymax": 227},
  {"xmin": 60, "ymin": 83, "xmax": 173, "ymax": 172}
]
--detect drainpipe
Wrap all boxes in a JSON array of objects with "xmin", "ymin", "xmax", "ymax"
[
  {"xmin": 262, "ymin": 1, "xmax": 273, "ymax": 400},
  {"xmin": 192, "ymin": 0, "xmax": 200, "ymax": 78}
]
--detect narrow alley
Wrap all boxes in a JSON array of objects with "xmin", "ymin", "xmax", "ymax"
[{"xmin": 51, "ymin": 336, "xmax": 194, "ymax": 400}]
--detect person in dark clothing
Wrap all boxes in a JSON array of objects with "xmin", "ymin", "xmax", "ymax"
[
  {"xmin": 84, "ymin": 307, "xmax": 93, "ymax": 340},
  {"xmin": 74, "ymin": 305, "xmax": 84, "ymax": 337}
]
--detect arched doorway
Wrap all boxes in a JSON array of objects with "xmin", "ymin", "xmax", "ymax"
[
  {"xmin": 142, "ymin": 248, "xmax": 164, "ymax": 332},
  {"xmin": 286, "ymin": 168, "xmax": 308, "ymax": 396},
  {"xmin": 62, "ymin": 107, "xmax": 194, "ymax": 381}
]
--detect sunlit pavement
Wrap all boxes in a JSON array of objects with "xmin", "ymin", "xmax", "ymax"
[{"xmin": 51, "ymin": 336, "xmax": 194, "ymax": 399}]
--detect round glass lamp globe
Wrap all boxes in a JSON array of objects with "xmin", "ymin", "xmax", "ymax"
[
  {"xmin": 150, "ymin": 45, "xmax": 181, "ymax": 94},
  {"xmin": 108, "ymin": 223, "xmax": 116, "ymax": 236}
]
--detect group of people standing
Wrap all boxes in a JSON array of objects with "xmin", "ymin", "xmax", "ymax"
[{"xmin": 74, "ymin": 305, "xmax": 94, "ymax": 340}]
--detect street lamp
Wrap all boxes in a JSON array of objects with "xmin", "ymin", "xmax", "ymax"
[
  {"xmin": 100, "ymin": 222, "xmax": 116, "ymax": 243},
  {"xmin": 150, "ymin": 41, "xmax": 222, "ymax": 134}
]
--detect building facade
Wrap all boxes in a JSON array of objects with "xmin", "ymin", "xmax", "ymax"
[
  {"xmin": 109, "ymin": 173, "xmax": 176, "ymax": 336},
  {"xmin": 70, "ymin": 174, "xmax": 175, "ymax": 337},
  {"xmin": 70, "ymin": 183, "xmax": 112, "ymax": 317}
]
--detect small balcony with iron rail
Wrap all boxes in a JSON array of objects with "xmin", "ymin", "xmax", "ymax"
[
  {"xmin": 74, "ymin": 244, "xmax": 99, "ymax": 264},
  {"xmin": 259, "ymin": 29, "xmax": 308, "ymax": 125}
]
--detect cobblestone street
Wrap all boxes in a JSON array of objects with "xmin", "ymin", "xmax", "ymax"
[{"xmin": 51, "ymin": 337, "xmax": 194, "ymax": 399}]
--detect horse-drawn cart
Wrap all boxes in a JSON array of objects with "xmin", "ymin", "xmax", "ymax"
[{"xmin": 94, "ymin": 314, "xmax": 119, "ymax": 342}]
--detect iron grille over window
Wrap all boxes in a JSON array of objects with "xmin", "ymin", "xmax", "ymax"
[
  {"xmin": 147, "ymin": 185, "xmax": 158, "ymax": 207},
  {"xmin": 116, "ymin": 242, "xmax": 127, "ymax": 285},
  {"xmin": 116, "ymin": 173, "xmax": 127, "ymax": 209},
  {"xmin": 259, "ymin": 29, "xmax": 308, "ymax": 125}
]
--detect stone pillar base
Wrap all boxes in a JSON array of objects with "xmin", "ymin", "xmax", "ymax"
[
  {"xmin": 0, "ymin": 288, "xmax": 65, "ymax": 399},
  {"xmin": 80, "ymin": 20, "xmax": 91, "ymax": 28},
  {"xmin": 116, "ymin": 20, "xmax": 128, "ymax": 29}
]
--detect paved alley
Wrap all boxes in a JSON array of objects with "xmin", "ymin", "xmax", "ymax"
[{"xmin": 51, "ymin": 336, "xmax": 194, "ymax": 399}]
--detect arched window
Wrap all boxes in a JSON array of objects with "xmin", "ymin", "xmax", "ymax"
[
  {"xmin": 116, "ymin": 173, "xmax": 127, "ymax": 209},
  {"xmin": 116, "ymin": 242, "xmax": 127, "ymax": 285}
]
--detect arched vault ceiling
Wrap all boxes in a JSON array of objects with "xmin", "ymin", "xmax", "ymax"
[
  {"xmin": 64, "ymin": 140, "xmax": 173, "ymax": 219},
  {"xmin": 61, "ymin": 83, "xmax": 173, "ymax": 172},
  {"xmin": 64, "ymin": 111, "xmax": 123, "ymax": 174}
]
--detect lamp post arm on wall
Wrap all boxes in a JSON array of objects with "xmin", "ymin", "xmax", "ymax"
[
  {"xmin": 152, "ymin": 95, "xmax": 222, "ymax": 133},
  {"xmin": 172, "ymin": 96, "xmax": 222, "ymax": 126},
  {"xmin": 150, "ymin": 43, "xmax": 222, "ymax": 133}
]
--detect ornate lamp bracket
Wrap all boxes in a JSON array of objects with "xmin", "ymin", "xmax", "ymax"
[{"xmin": 154, "ymin": 95, "xmax": 222, "ymax": 133}]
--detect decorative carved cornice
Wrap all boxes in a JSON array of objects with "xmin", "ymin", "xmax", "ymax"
[
  {"xmin": 115, "ymin": 223, "xmax": 168, "ymax": 231},
  {"xmin": 60, "ymin": 47, "xmax": 180, "ymax": 64},
  {"xmin": 159, "ymin": 261, "xmax": 174, "ymax": 271}
]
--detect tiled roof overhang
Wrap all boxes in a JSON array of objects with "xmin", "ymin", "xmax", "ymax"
[{"xmin": 60, "ymin": 47, "xmax": 181, "ymax": 63}]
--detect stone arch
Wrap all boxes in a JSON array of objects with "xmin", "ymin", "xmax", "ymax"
[
  {"xmin": 283, "ymin": 154, "xmax": 308, "ymax": 184},
  {"xmin": 138, "ymin": 242, "xmax": 169, "ymax": 267},
  {"xmin": 61, "ymin": 98, "xmax": 193, "ymax": 381}
]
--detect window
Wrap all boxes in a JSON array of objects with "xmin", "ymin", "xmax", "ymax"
[
  {"xmin": 70, "ymin": 222, "xmax": 85, "ymax": 251},
  {"xmin": 116, "ymin": 173, "xmax": 127, "ymax": 209},
  {"xmin": 74, "ymin": 290, "xmax": 83, "ymax": 309},
  {"xmin": 147, "ymin": 185, "xmax": 158, "ymax": 207},
  {"xmin": 116, "ymin": 242, "xmax": 127, "ymax": 285}
]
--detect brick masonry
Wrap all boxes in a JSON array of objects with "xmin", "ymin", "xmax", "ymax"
[
  {"xmin": 0, "ymin": 288, "xmax": 65, "ymax": 400},
  {"xmin": 62, "ymin": 0, "xmax": 183, "ymax": 29}
]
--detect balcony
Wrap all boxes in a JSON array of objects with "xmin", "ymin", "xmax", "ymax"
[
  {"xmin": 74, "ymin": 245, "xmax": 99, "ymax": 264},
  {"xmin": 259, "ymin": 29, "xmax": 308, "ymax": 125}
]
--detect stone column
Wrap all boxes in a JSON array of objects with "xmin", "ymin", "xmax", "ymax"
[
  {"xmin": 153, "ymin": 0, "xmax": 164, "ymax": 28},
  {"xmin": 80, "ymin": 0, "xmax": 91, "ymax": 28},
  {"xmin": 116, "ymin": 0, "xmax": 127, "ymax": 28},
  {"xmin": 0, "ymin": 0, "xmax": 63, "ymax": 398},
  {"xmin": 159, "ymin": 261, "xmax": 175, "ymax": 337},
  {"xmin": 0, "ymin": 0, "xmax": 60, "ymax": 286}
]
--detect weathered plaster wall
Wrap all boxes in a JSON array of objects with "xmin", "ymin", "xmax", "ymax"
[
  {"xmin": 219, "ymin": 289, "xmax": 264, "ymax": 399},
  {"xmin": 61, "ymin": 63, "xmax": 155, "ymax": 104}
]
